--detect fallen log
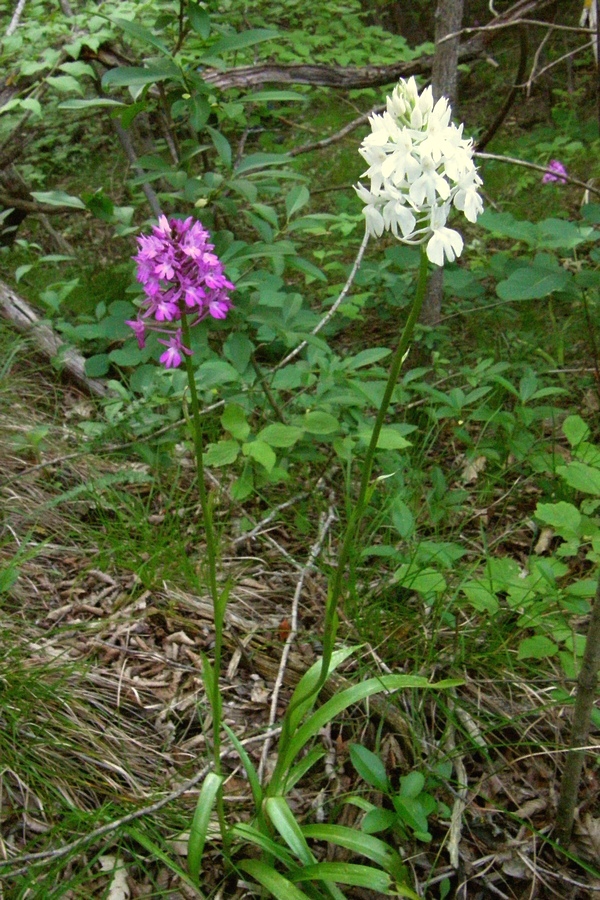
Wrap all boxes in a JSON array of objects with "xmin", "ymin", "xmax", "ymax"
[{"xmin": 0, "ymin": 279, "xmax": 111, "ymax": 397}]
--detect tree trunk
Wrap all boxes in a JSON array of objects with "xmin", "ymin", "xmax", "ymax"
[{"xmin": 418, "ymin": 0, "xmax": 465, "ymax": 337}]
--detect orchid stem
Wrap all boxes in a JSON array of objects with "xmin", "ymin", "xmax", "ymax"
[
  {"xmin": 180, "ymin": 311, "xmax": 229, "ymax": 853},
  {"xmin": 271, "ymin": 245, "xmax": 430, "ymax": 793}
]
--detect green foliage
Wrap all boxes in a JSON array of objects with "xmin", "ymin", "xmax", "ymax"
[
  {"xmin": 2, "ymin": 0, "xmax": 600, "ymax": 896},
  {"xmin": 349, "ymin": 746, "xmax": 452, "ymax": 843}
]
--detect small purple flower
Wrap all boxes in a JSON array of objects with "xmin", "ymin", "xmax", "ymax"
[
  {"xmin": 130, "ymin": 215, "xmax": 234, "ymax": 368},
  {"xmin": 158, "ymin": 331, "xmax": 192, "ymax": 369},
  {"xmin": 125, "ymin": 316, "xmax": 147, "ymax": 349},
  {"xmin": 542, "ymin": 160, "xmax": 568, "ymax": 184}
]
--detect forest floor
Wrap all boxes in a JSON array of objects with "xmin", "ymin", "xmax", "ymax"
[{"xmin": 1, "ymin": 329, "xmax": 599, "ymax": 899}]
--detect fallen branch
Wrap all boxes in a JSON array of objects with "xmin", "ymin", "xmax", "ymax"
[{"xmin": 0, "ymin": 280, "xmax": 111, "ymax": 397}]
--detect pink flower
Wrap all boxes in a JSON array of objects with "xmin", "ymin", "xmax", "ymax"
[
  {"xmin": 131, "ymin": 215, "xmax": 235, "ymax": 368},
  {"xmin": 158, "ymin": 331, "xmax": 192, "ymax": 369},
  {"xmin": 125, "ymin": 317, "xmax": 146, "ymax": 349},
  {"xmin": 542, "ymin": 160, "xmax": 568, "ymax": 184}
]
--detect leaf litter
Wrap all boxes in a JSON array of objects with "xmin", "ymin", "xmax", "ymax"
[{"xmin": 0, "ymin": 351, "xmax": 599, "ymax": 898}]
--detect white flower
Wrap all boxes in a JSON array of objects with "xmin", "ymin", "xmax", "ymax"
[{"xmin": 355, "ymin": 77, "xmax": 483, "ymax": 266}]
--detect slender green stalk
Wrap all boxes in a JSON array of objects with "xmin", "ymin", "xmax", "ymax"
[
  {"xmin": 180, "ymin": 311, "xmax": 229, "ymax": 851},
  {"xmin": 556, "ymin": 571, "xmax": 600, "ymax": 845},
  {"xmin": 272, "ymin": 246, "xmax": 430, "ymax": 789}
]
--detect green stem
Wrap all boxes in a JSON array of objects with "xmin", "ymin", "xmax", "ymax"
[
  {"xmin": 272, "ymin": 245, "xmax": 430, "ymax": 792},
  {"xmin": 180, "ymin": 312, "xmax": 229, "ymax": 852}
]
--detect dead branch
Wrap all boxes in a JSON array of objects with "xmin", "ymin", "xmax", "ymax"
[
  {"xmin": 5, "ymin": 0, "xmax": 27, "ymax": 37},
  {"xmin": 477, "ymin": 25, "xmax": 529, "ymax": 150},
  {"xmin": 0, "ymin": 280, "xmax": 111, "ymax": 398}
]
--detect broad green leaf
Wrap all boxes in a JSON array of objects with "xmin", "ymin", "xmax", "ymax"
[
  {"xmin": 345, "ymin": 348, "xmax": 391, "ymax": 369},
  {"xmin": 59, "ymin": 98, "xmax": 126, "ymax": 109},
  {"xmin": 478, "ymin": 210, "xmax": 537, "ymax": 245},
  {"xmin": 558, "ymin": 461, "xmax": 600, "ymax": 496},
  {"xmin": 208, "ymin": 28, "xmax": 278, "ymax": 56},
  {"xmin": 59, "ymin": 61, "xmax": 95, "ymax": 77},
  {"xmin": 206, "ymin": 124, "xmax": 232, "ymax": 167},
  {"xmin": 518, "ymin": 635, "xmax": 559, "ymax": 659},
  {"xmin": 257, "ymin": 424, "xmax": 304, "ymax": 448},
  {"xmin": 285, "ymin": 185, "xmax": 310, "ymax": 220},
  {"xmin": 15, "ymin": 265, "xmax": 33, "ymax": 283},
  {"xmin": 109, "ymin": 344, "xmax": 144, "ymax": 366},
  {"xmin": 31, "ymin": 190, "xmax": 86, "ymax": 209},
  {"xmin": 85, "ymin": 354, "xmax": 109, "ymax": 377},
  {"xmin": 535, "ymin": 501, "xmax": 581, "ymax": 537},
  {"xmin": 46, "ymin": 74, "xmax": 84, "ymax": 94},
  {"xmin": 300, "ymin": 411, "xmax": 340, "ymax": 435},
  {"xmin": 496, "ymin": 264, "xmax": 570, "ymax": 300},
  {"xmin": 19, "ymin": 98, "xmax": 42, "ymax": 116},
  {"xmin": 112, "ymin": 17, "xmax": 171, "ymax": 55},
  {"xmin": 238, "ymin": 859, "xmax": 311, "ymax": 900},
  {"xmin": 188, "ymin": 2, "xmax": 211, "ymax": 38},
  {"xmin": 393, "ymin": 565, "xmax": 446, "ymax": 595},
  {"xmin": 223, "ymin": 332, "xmax": 253, "ymax": 373},
  {"xmin": 287, "ymin": 255, "xmax": 327, "ymax": 282},
  {"xmin": 196, "ymin": 359, "xmax": 240, "ymax": 388},
  {"xmin": 461, "ymin": 581, "xmax": 499, "ymax": 614},
  {"xmin": 234, "ymin": 152, "xmax": 291, "ymax": 175},
  {"xmin": 536, "ymin": 218, "xmax": 593, "ymax": 250},
  {"xmin": 349, "ymin": 744, "xmax": 390, "ymax": 793},
  {"xmin": 221, "ymin": 405, "xmax": 250, "ymax": 441},
  {"xmin": 243, "ymin": 439, "xmax": 276, "ymax": 472},
  {"xmin": 187, "ymin": 773, "xmax": 223, "ymax": 883},
  {"xmin": 243, "ymin": 90, "xmax": 306, "ymax": 103},
  {"xmin": 102, "ymin": 62, "xmax": 180, "ymax": 88},
  {"xmin": 362, "ymin": 808, "xmax": 397, "ymax": 834},
  {"xmin": 399, "ymin": 771, "xmax": 425, "ymax": 799},
  {"xmin": 358, "ymin": 426, "xmax": 411, "ymax": 450},
  {"xmin": 251, "ymin": 202, "xmax": 279, "ymax": 228},
  {"xmin": 563, "ymin": 414, "xmax": 590, "ymax": 447},
  {"xmin": 203, "ymin": 440, "xmax": 240, "ymax": 467},
  {"xmin": 265, "ymin": 797, "xmax": 315, "ymax": 865}
]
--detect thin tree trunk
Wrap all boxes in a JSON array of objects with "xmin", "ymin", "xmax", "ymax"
[
  {"xmin": 555, "ymin": 574, "xmax": 600, "ymax": 845},
  {"xmin": 418, "ymin": 0, "xmax": 464, "ymax": 336}
]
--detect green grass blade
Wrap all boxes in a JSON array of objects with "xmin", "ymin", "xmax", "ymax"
[
  {"xmin": 231, "ymin": 823, "xmax": 297, "ymax": 868},
  {"xmin": 265, "ymin": 796, "xmax": 316, "ymax": 865},
  {"xmin": 285, "ymin": 747, "xmax": 327, "ymax": 791},
  {"xmin": 278, "ymin": 675, "xmax": 431, "ymax": 782},
  {"xmin": 223, "ymin": 722, "xmax": 263, "ymax": 811},
  {"xmin": 125, "ymin": 826, "xmax": 204, "ymax": 897},
  {"xmin": 285, "ymin": 646, "xmax": 357, "ymax": 733},
  {"xmin": 301, "ymin": 824, "xmax": 408, "ymax": 883},
  {"xmin": 187, "ymin": 772, "xmax": 223, "ymax": 883},
  {"xmin": 292, "ymin": 862, "xmax": 392, "ymax": 892},
  {"xmin": 239, "ymin": 858, "xmax": 313, "ymax": 900}
]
